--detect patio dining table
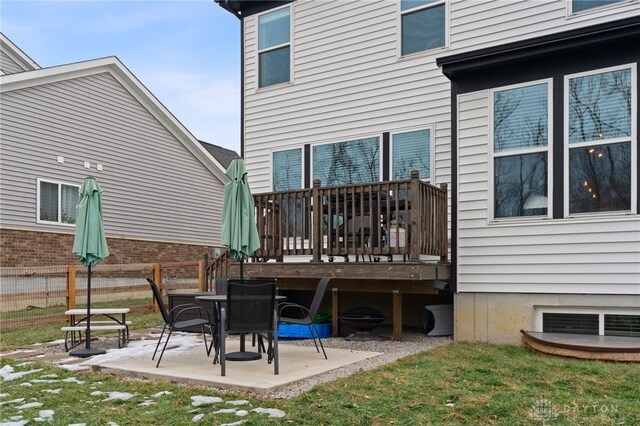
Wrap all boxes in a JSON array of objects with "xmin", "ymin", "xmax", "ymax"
[{"xmin": 195, "ymin": 294, "xmax": 286, "ymax": 361}]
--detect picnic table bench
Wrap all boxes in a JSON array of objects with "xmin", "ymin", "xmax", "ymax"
[{"xmin": 63, "ymin": 308, "xmax": 131, "ymax": 351}]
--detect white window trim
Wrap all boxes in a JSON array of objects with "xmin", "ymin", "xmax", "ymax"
[
  {"xmin": 389, "ymin": 125, "xmax": 435, "ymax": 183},
  {"xmin": 397, "ymin": 0, "xmax": 449, "ymax": 59},
  {"xmin": 566, "ymin": 0, "xmax": 637, "ymax": 17},
  {"xmin": 488, "ymin": 78, "xmax": 554, "ymax": 223},
  {"xmin": 271, "ymin": 146, "xmax": 304, "ymax": 191},
  {"xmin": 36, "ymin": 178, "xmax": 79, "ymax": 227},
  {"xmin": 563, "ymin": 63, "xmax": 637, "ymax": 218},
  {"xmin": 534, "ymin": 306, "xmax": 640, "ymax": 335},
  {"xmin": 310, "ymin": 133, "xmax": 383, "ymax": 186},
  {"xmin": 255, "ymin": 3, "xmax": 293, "ymax": 91}
]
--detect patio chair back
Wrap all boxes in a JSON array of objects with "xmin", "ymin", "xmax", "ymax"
[
  {"xmin": 226, "ymin": 279, "xmax": 276, "ymax": 334},
  {"xmin": 147, "ymin": 278, "xmax": 171, "ymax": 324},
  {"xmin": 215, "ymin": 276, "xmax": 228, "ymax": 295},
  {"xmin": 308, "ymin": 277, "xmax": 331, "ymax": 321}
]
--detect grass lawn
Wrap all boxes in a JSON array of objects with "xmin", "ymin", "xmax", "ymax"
[{"xmin": 1, "ymin": 336, "xmax": 638, "ymax": 425}]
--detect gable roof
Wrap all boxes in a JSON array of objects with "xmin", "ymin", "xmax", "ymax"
[
  {"xmin": 0, "ymin": 33, "xmax": 40, "ymax": 73},
  {"xmin": 0, "ymin": 55, "xmax": 229, "ymax": 183},
  {"xmin": 199, "ymin": 141, "xmax": 240, "ymax": 170}
]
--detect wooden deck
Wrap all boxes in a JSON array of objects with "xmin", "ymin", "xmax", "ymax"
[
  {"xmin": 207, "ymin": 175, "xmax": 450, "ymax": 341},
  {"xmin": 521, "ymin": 330, "xmax": 640, "ymax": 362}
]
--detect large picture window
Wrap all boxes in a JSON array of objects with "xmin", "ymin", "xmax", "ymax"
[
  {"xmin": 37, "ymin": 179, "xmax": 79, "ymax": 225},
  {"xmin": 566, "ymin": 65, "xmax": 635, "ymax": 215},
  {"xmin": 272, "ymin": 148, "xmax": 302, "ymax": 191},
  {"xmin": 312, "ymin": 137, "xmax": 380, "ymax": 187},
  {"xmin": 400, "ymin": 0, "xmax": 446, "ymax": 56},
  {"xmin": 492, "ymin": 81, "xmax": 551, "ymax": 219},
  {"xmin": 391, "ymin": 128, "xmax": 431, "ymax": 180},
  {"xmin": 258, "ymin": 6, "xmax": 291, "ymax": 88}
]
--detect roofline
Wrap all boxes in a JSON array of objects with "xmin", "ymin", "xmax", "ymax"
[
  {"xmin": 0, "ymin": 33, "xmax": 41, "ymax": 71},
  {"xmin": 214, "ymin": 0, "xmax": 294, "ymax": 17},
  {"xmin": 0, "ymin": 57, "xmax": 228, "ymax": 183},
  {"xmin": 437, "ymin": 15, "xmax": 640, "ymax": 80}
]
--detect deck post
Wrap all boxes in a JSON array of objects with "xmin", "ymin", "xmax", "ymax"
[
  {"xmin": 392, "ymin": 289, "xmax": 402, "ymax": 341},
  {"xmin": 439, "ymin": 183, "xmax": 448, "ymax": 262},
  {"xmin": 332, "ymin": 287, "xmax": 340, "ymax": 337},
  {"xmin": 409, "ymin": 170, "xmax": 421, "ymax": 261},
  {"xmin": 311, "ymin": 179, "xmax": 323, "ymax": 263},
  {"xmin": 198, "ymin": 258, "xmax": 205, "ymax": 292}
]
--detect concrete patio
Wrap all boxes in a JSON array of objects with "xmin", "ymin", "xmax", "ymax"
[{"xmin": 81, "ymin": 335, "xmax": 382, "ymax": 395}]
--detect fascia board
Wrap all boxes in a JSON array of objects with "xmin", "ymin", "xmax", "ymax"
[
  {"xmin": 0, "ymin": 33, "xmax": 41, "ymax": 71},
  {"xmin": 0, "ymin": 57, "xmax": 229, "ymax": 184}
]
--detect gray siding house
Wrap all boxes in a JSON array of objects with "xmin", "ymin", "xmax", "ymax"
[
  {"xmin": 0, "ymin": 33, "xmax": 230, "ymax": 267},
  {"xmin": 215, "ymin": 0, "xmax": 640, "ymax": 345}
]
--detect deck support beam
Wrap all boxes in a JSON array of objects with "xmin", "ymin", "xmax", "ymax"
[{"xmin": 332, "ymin": 287, "xmax": 340, "ymax": 337}]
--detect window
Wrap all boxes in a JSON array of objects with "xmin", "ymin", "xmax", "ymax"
[
  {"xmin": 565, "ymin": 65, "xmax": 635, "ymax": 215},
  {"xmin": 400, "ymin": 0, "xmax": 446, "ymax": 56},
  {"xmin": 37, "ymin": 179, "xmax": 79, "ymax": 225},
  {"xmin": 272, "ymin": 148, "xmax": 302, "ymax": 191},
  {"xmin": 258, "ymin": 6, "xmax": 290, "ymax": 88},
  {"xmin": 538, "ymin": 308, "xmax": 640, "ymax": 337},
  {"xmin": 491, "ymin": 81, "xmax": 551, "ymax": 219},
  {"xmin": 391, "ymin": 128, "xmax": 431, "ymax": 180},
  {"xmin": 312, "ymin": 137, "xmax": 380, "ymax": 187},
  {"xmin": 571, "ymin": 0, "xmax": 625, "ymax": 14}
]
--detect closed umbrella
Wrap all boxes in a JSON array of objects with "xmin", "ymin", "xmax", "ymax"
[
  {"xmin": 221, "ymin": 159, "xmax": 260, "ymax": 279},
  {"xmin": 70, "ymin": 177, "xmax": 109, "ymax": 357}
]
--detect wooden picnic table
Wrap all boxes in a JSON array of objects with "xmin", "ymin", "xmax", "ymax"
[{"xmin": 62, "ymin": 308, "xmax": 131, "ymax": 351}]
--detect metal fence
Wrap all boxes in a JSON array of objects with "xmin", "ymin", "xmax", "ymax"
[{"xmin": 0, "ymin": 261, "xmax": 205, "ymax": 330}]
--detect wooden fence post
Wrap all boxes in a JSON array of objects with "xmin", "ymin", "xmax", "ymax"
[
  {"xmin": 198, "ymin": 258, "xmax": 205, "ymax": 292},
  {"xmin": 67, "ymin": 265, "xmax": 76, "ymax": 311},
  {"xmin": 311, "ymin": 179, "xmax": 322, "ymax": 263},
  {"xmin": 153, "ymin": 262, "xmax": 161, "ymax": 312}
]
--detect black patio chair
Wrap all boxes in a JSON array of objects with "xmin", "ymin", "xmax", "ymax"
[
  {"xmin": 146, "ymin": 278, "xmax": 215, "ymax": 368},
  {"xmin": 217, "ymin": 279, "xmax": 278, "ymax": 376},
  {"xmin": 277, "ymin": 277, "xmax": 331, "ymax": 359}
]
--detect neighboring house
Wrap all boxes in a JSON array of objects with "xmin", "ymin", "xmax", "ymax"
[
  {"xmin": 216, "ymin": 0, "xmax": 640, "ymax": 344},
  {"xmin": 0, "ymin": 33, "xmax": 231, "ymax": 268}
]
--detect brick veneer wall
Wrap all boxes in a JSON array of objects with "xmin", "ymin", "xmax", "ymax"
[{"xmin": 0, "ymin": 228, "xmax": 214, "ymax": 268}]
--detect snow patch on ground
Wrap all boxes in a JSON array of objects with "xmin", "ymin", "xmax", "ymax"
[
  {"xmin": 191, "ymin": 396, "xmax": 223, "ymax": 406},
  {"xmin": 34, "ymin": 409, "xmax": 55, "ymax": 422},
  {"xmin": 0, "ymin": 365, "xmax": 43, "ymax": 382},
  {"xmin": 102, "ymin": 392, "xmax": 135, "ymax": 401},
  {"xmin": 226, "ymin": 400, "xmax": 249, "ymax": 406},
  {"xmin": 151, "ymin": 391, "xmax": 171, "ymax": 398},
  {"xmin": 42, "ymin": 389, "xmax": 62, "ymax": 394},
  {"xmin": 252, "ymin": 407, "xmax": 286, "ymax": 418},
  {"xmin": 191, "ymin": 413, "xmax": 205, "ymax": 422}
]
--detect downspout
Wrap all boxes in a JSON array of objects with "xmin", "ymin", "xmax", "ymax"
[{"xmin": 221, "ymin": 0, "xmax": 244, "ymax": 158}]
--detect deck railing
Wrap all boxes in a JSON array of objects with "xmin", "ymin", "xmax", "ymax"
[{"xmin": 253, "ymin": 171, "xmax": 447, "ymax": 262}]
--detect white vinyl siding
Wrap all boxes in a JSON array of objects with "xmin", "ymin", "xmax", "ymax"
[
  {"xmin": 457, "ymin": 91, "xmax": 640, "ymax": 295},
  {"xmin": 0, "ymin": 49, "xmax": 25, "ymax": 75},
  {"xmin": 449, "ymin": 0, "xmax": 640, "ymax": 55},
  {"xmin": 243, "ymin": 0, "xmax": 451, "ymax": 196},
  {"xmin": 0, "ymin": 72, "xmax": 224, "ymax": 245}
]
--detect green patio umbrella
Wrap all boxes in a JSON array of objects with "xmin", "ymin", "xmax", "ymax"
[
  {"xmin": 221, "ymin": 159, "xmax": 260, "ymax": 279},
  {"xmin": 70, "ymin": 176, "xmax": 109, "ymax": 357}
]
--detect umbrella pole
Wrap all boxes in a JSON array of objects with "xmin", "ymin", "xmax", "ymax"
[
  {"xmin": 70, "ymin": 263, "xmax": 106, "ymax": 357},
  {"xmin": 240, "ymin": 258, "xmax": 243, "ymax": 280}
]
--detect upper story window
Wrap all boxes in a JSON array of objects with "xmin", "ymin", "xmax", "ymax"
[
  {"xmin": 313, "ymin": 137, "xmax": 380, "ymax": 187},
  {"xmin": 571, "ymin": 0, "xmax": 625, "ymax": 14},
  {"xmin": 491, "ymin": 81, "xmax": 552, "ymax": 219},
  {"xmin": 258, "ymin": 6, "xmax": 291, "ymax": 88},
  {"xmin": 37, "ymin": 179, "xmax": 79, "ymax": 225},
  {"xmin": 400, "ymin": 0, "xmax": 446, "ymax": 56},
  {"xmin": 391, "ymin": 128, "xmax": 431, "ymax": 180},
  {"xmin": 272, "ymin": 148, "xmax": 302, "ymax": 191},
  {"xmin": 565, "ymin": 65, "xmax": 636, "ymax": 215}
]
